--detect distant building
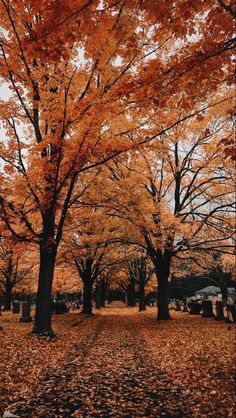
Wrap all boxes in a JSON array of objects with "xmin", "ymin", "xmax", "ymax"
[
  {"xmin": 195, "ymin": 286, "xmax": 221, "ymax": 299},
  {"xmin": 194, "ymin": 286, "xmax": 236, "ymax": 303}
]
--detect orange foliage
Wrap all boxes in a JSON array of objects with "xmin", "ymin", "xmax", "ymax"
[{"xmin": 0, "ymin": 0, "xmax": 235, "ymax": 332}]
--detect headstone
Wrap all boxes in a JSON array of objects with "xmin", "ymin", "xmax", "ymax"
[
  {"xmin": 175, "ymin": 300, "xmax": 181, "ymax": 311},
  {"xmin": 55, "ymin": 302, "xmax": 67, "ymax": 314},
  {"xmin": 227, "ymin": 305, "xmax": 236, "ymax": 323},
  {"xmin": 188, "ymin": 301, "xmax": 202, "ymax": 315},
  {"xmin": 12, "ymin": 301, "xmax": 20, "ymax": 314},
  {"xmin": 201, "ymin": 300, "xmax": 214, "ymax": 318},
  {"xmin": 215, "ymin": 301, "xmax": 224, "ymax": 320},
  {"xmin": 20, "ymin": 302, "xmax": 32, "ymax": 323},
  {"xmin": 182, "ymin": 299, "xmax": 188, "ymax": 312}
]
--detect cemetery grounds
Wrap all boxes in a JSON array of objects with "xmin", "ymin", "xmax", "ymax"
[{"xmin": 0, "ymin": 304, "xmax": 235, "ymax": 418}]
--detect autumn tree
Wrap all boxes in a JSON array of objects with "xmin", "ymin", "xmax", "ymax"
[
  {"xmin": 96, "ymin": 102, "xmax": 235, "ymax": 319},
  {"xmin": 207, "ymin": 253, "xmax": 235, "ymax": 305},
  {"xmin": 134, "ymin": 256, "xmax": 155, "ymax": 312},
  {"xmin": 74, "ymin": 246, "xmax": 104, "ymax": 316},
  {"xmin": 0, "ymin": 238, "xmax": 35, "ymax": 310},
  {"xmin": 97, "ymin": 270, "xmax": 113, "ymax": 308},
  {"xmin": 62, "ymin": 201, "xmax": 113, "ymax": 315},
  {"xmin": 60, "ymin": 174, "xmax": 129, "ymax": 314},
  {"xmin": 0, "ymin": 1, "xmax": 160, "ymax": 334},
  {"xmin": 93, "ymin": 264, "xmax": 119, "ymax": 308},
  {"xmin": 118, "ymin": 253, "xmax": 154, "ymax": 310},
  {"xmin": 119, "ymin": 259, "xmax": 137, "ymax": 307}
]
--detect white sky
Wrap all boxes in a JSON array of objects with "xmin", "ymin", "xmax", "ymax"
[{"xmin": 0, "ymin": 84, "xmax": 12, "ymax": 101}]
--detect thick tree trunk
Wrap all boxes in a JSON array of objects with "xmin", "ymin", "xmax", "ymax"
[
  {"xmin": 157, "ymin": 274, "xmax": 171, "ymax": 320},
  {"xmin": 150, "ymin": 250, "xmax": 172, "ymax": 321},
  {"xmin": 139, "ymin": 281, "xmax": 146, "ymax": 311},
  {"xmin": 4, "ymin": 280, "xmax": 12, "ymax": 310},
  {"xmin": 127, "ymin": 276, "xmax": 136, "ymax": 307},
  {"xmin": 82, "ymin": 278, "xmax": 93, "ymax": 315},
  {"xmin": 32, "ymin": 245, "xmax": 57, "ymax": 336}
]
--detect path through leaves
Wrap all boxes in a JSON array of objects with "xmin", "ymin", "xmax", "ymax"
[{"xmin": 1, "ymin": 305, "xmax": 235, "ymax": 417}]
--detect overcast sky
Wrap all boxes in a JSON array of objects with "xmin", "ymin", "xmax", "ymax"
[{"xmin": 0, "ymin": 84, "xmax": 12, "ymax": 101}]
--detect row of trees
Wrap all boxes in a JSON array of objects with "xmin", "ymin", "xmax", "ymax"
[
  {"xmin": 0, "ymin": 240, "xmax": 34, "ymax": 309},
  {"xmin": 0, "ymin": 0, "xmax": 235, "ymax": 334}
]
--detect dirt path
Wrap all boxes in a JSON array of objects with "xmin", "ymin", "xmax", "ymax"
[{"xmin": 11, "ymin": 308, "xmax": 192, "ymax": 418}]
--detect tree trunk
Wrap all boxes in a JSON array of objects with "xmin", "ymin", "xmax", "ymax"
[
  {"xmin": 95, "ymin": 284, "xmax": 101, "ymax": 309},
  {"xmin": 150, "ymin": 250, "xmax": 172, "ymax": 321},
  {"xmin": 4, "ymin": 280, "xmax": 12, "ymax": 310},
  {"xmin": 32, "ymin": 245, "xmax": 57, "ymax": 336},
  {"xmin": 100, "ymin": 278, "xmax": 106, "ymax": 307},
  {"xmin": 82, "ymin": 278, "xmax": 93, "ymax": 315},
  {"xmin": 128, "ymin": 276, "xmax": 136, "ymax": 307},
  {"xmin": 221, "ymin": 285, "xmax": 228, "ymax": 306},
  {"xmin": 139, "ymin": 281, "xmax": 146, "ymax": 311},
  {"xmin": 157, "ymin": 275, "xmax": 171, "ymax": 320}
]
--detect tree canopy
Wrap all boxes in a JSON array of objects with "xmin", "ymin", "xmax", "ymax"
[{"xmin": 0, "ymin": 0, "xmax": 235, "ymax": 334}]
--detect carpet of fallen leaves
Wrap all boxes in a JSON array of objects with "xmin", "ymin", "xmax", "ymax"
[{"xmin": 0, "ymin": 303, "xmax": 235, "ymax": 418}]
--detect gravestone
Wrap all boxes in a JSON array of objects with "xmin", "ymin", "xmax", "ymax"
[
  {"xmin": 182, "ymin": 299, "xmax": 188, "ymax": 312},
  {"xmin": 188, "ymin": 301, "xmax": 202, "ymax": 315},
  {"xmin": 227, "ymin": 305, "xmax": 236, "ymax": 323},
  {"xmin": 75, "ymin": 301, "xmax": 80, "ymax": 309},
  {"xmin": 20, "ymin": 302, "xmax": 32, "ymax": 322},
  {"xmin": 175, "ymin": 300, "xmax": 181, "ymax": 311},
  {"xmin": 12, "ymin": 301, "xmax": 20, "ymax": 314},
  {"xmin": 201, "ymin": 300, "xmax": 214, "ymax": 318},
  {"xmin": 215, "ymin": 301, "xmax": 224, "ymax": 320},
  {"xmin": 55, "ymin": 302, "xmax": 67, "ymax": 314}
]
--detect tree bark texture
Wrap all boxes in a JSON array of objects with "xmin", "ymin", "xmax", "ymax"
[
  {"xmin": 32, "ymin": 244, "xmax": 57, "ymax": 336},
  {"xmin": 4, "ymin": 279, "xmax": 12, "ymax": 310},
  {"xmin": 157, "ymin": 277, "xmax": 171, "ymax": 320},
  {"xmin": 155, "ymin": 255, "xmax": 172, "ymax": 320},
  {"xmin": 100, "ymin": 278, "xmax": 107, "ymax": 307},
  {"xmin": 82, "ymin": 277, "xmax": 93, "ymax": 315},
  {"xmin": 127, "ymin": 276, "xmax": 136, "ymax": 307},
  {"xmin": 139, "ymin": 280, "xmax": 146, "ymax": 311}
]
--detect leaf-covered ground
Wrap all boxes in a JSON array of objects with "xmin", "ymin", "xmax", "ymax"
[{"xmin": 0, "ymin": 304, "xmax": 235, "ymax": 417}]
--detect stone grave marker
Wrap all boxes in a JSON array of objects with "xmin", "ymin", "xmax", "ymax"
[
  {"xmin": 12, "ymin": 301, "xmax": 20, "ymax": 314},
  {"xmin": 201, "ymin": 300, "xmax": 214, "ymax": 318},
  {"xmin": 55, "ymin": 301, "xmax": 67, "ymax": 314},
  {"xmin": 215, "ymin": 301, "xmax": 225, "ymax": 320},
  {"xmin": 182, "ymin": 299, "xmax": 188, "ymax": 312},
  {"xmin": 188, "ymin": 301, "xmax": 202, "ymax": 315},
  {"xmin": 20, "ymin": 302, "xmax": 32, "ymax": 323},
  {"xmin": 175, "ymin": 300, "xmax": 181, "ymax": 311}
]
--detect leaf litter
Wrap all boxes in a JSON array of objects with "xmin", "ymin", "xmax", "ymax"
[{"xmin": 0, "ymin": 306, "xmax": 235, "ymax": 417}]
